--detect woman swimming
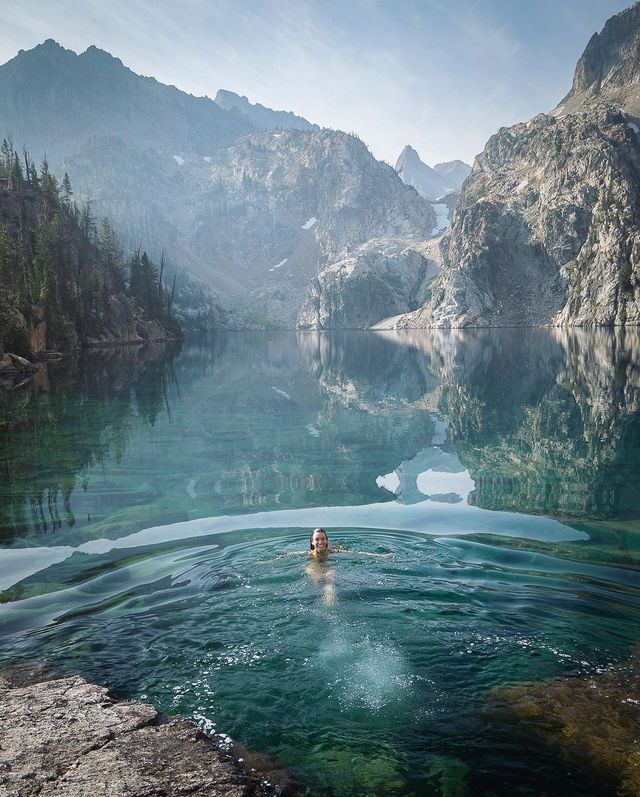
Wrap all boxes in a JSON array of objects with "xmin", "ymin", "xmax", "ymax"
[
  {"xmin": 309, "ymin": 527, "xmax": 347, "ymax": 557},
  {"xmin": 306, "ymin": 528, "xmax": 392, "ymax": 605},
  {"xmin": 307, "ymin": 528, "xmax": 338, "ymax": 604}
]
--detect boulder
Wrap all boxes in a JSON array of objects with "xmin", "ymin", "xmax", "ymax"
[{"xmin": 0, "ymin": 665, "xmax": 301, "ymax": 796}]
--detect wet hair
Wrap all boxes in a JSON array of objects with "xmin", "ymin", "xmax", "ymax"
[{"xmin": 310, "ymin": 527, "xmax": 328, "ymax": 550}]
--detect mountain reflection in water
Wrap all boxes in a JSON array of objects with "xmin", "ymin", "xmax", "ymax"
[
  {"xmin": 1, "ymin": 328, "xmax": 639, "ymax": 547},
  {"xmin": 1, "ymin": 328, "xmax": 640, "ymax": 797}
]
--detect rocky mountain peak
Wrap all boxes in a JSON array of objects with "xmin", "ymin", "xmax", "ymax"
[
  {"xmin": 10, "ymin": 38, "xmax": 75, "ymax": 69},
  {"xmin": 433, "ymin": 160, "xmax": 472, "ymax": 185},
  {"xmin": 40, "ymin": 38, "xmax": 64, "ymax": 51},
  {"xmin": 396, "ymin": 144, "xmax": 421, "ymax": 165},
  {"xmin": 395, "ymin": 145, "xmax": 451, "ymax": 200},
  {"xmin": 0, "ymin": 41, "xmax": 256, "ymax": 167},
  {"xmin": 556, "ymin": 1, "xmax": 640, "ymax": 116},
  {"xmin": 214, "ymin": 88, "xmax": 318, "ymax": 132},
  {"xmin": 80, "ymin": 45, "xmax": 125, "ymax": 69}
]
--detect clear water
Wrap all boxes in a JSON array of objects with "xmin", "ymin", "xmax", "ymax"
[{"xmin": 1, "ymin": 329, "xmax": 639, "ymax": 796}]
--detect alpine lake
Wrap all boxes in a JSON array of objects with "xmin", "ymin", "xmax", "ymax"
[{"xmin": 1, "ymin": 328, "xmax": 639, "ymax": 797}]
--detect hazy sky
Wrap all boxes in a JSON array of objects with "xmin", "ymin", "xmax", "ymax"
[{"xmin": 0, "ymin": 0, "xmax": 632, "ymax": 165}]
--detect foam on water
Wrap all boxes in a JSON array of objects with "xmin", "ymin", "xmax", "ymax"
[{"xmin": 311, "ymin": 615, "xmax": 437, "ymax": 716}]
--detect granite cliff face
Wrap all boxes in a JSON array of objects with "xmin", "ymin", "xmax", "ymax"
[
  {"xmin": 298, "ymin": 239, "xmax": 440, "ymax": 329},
  {"xmin": 390, "ymin": 3, "xmax": 640, "ymax": 329},
  {"xmin": 556, "ymin": 3, "xmax": 640, "ymax": 118},
  {"xmin": 63, "ymin": 128, "xmax": 435, "ymax": 326},
  {"xmin": 189, "ymin": 130, "xmax": 436, "ymax": 325},
  {"xmin": 409, "ymin": 105, "xmax": 640, "ymax": 327}
]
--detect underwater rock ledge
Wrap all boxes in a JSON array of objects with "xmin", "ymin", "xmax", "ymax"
[
  {"xmin": 489, "ymin": 647, "xmax": 640, "ymax": 797},
  {"xmin": 0, "ymin": 663, "xmax": 302, "ymax": 796}
]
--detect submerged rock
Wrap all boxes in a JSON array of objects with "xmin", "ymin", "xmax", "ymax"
[
  {"xmin": 0, "ymin": 664, "xmax": 301, "ymax": 796},
  {"xmin": 489, "ymin": 647, "xmax": 640, "ymax": 796}
]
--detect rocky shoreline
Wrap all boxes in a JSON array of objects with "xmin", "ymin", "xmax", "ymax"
[{"xmin": 0, "ymin": 664, "xmax": 301, "ymax": 797}]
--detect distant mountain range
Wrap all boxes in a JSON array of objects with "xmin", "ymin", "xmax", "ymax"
[
  {"xmin": 394, "ymin": 145, "xmax": 470, "ymax": 200},
  {"xmin": 0, "ymin": 39, "xmax": 437, "ymax": 327},
  {"xmin": 2, "ymin": 0, "xmax": 635, "ymax": 332},
  {"xmin": 0, "ymin": 40, "xmax": 255, "ymax": 167}
]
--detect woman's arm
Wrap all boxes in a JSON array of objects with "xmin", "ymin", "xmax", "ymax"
[{"xmin": 330, "ymin": 546, "xmax": 393, "ymax": 558}]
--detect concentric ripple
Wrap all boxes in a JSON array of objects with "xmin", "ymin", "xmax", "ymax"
[{"xmin": 2, "ymin": 525, "xmax": 638, "ymax": 796}]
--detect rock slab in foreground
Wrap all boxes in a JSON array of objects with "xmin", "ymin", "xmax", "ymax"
[{"xmin": 0, "ymin": 667, "xmax": 286, "ymax": 796}]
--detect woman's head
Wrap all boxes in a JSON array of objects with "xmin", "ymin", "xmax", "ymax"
[{"xmin": 310, "ymin": 527, "xmax": 329, "ymax": 552}]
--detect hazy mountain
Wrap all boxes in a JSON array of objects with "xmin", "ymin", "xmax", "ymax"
[
  {"xmin": 190, "ymin": 130, "xmax": 436, "ymax": 325},
  {"xmin": 391, "ymin": 2, "xmax": 640, "ymax": 329},
  {"xmin": 395, "ymin": 148, "xmax": 471, "ymax": 201},
  {"xmin": 214, "ymin": 89, "xmax": 319, "ymax": 132},
  {"xmin": 433, "ymin": 160, "xmax": 471, "ymax": 187},
  {"xmin": 60, "ymin": 129, "xmax": 435, "ymax": 326},
  {"xmin": 0, "ymin": 40, "xmax": 256, "ymax": 168},
  {"xmin": 0, "ymin": 41, "xmax": 437, "ymax": 327},
  {"xmin": 395, "ymin": 145, "xmax": 451, "ymax": 200}
]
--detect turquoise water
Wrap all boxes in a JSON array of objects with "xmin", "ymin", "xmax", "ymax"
[{"xmin": 1, "ymin": 329, "xmax": 639, "ymax": 796}]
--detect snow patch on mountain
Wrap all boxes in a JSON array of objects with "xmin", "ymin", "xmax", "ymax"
[
  {"xmin": 431, "ymin": 203, "xmax": 449, "ymax": 235},
  {"xmin": 269, "ymin": 258, "xmax": 288, "ymax": 272}
]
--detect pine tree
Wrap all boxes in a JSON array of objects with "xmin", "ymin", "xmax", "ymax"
[
  {"xmin": 1, "ymin": 136, "xmax": 14, "ymax": 187},
  {"xmin": 62, "ymin": 173, "xmax": 73, "ymax": 209},
  {"xmin": 129, "ymin": 248, "xmax": 143, "ymax": 303},
  {"xmin": 99, "ymin": 218, "xmax": 125, "ymax": 292},
  {"xmin": 0, "ymin": 219, "xmax": 16, "ymax": 353}
]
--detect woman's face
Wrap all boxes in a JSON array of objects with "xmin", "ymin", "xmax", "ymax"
[{"xmin": 311, "ymin": 530, "xmax": 328, "ymax": 553}]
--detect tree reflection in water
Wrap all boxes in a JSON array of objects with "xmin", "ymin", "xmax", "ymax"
[
  {"xmin": 0, "ymin": 342, "xmax": 182, "ymax": 543},
  {"xmin": 1, "ymin": 328, "xmax": 639, "ymax": 555}
]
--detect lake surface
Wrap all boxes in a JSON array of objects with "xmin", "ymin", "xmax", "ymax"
[{"xmin": 1, "ymin": 329, "xmax": 639, "ymax": 796}]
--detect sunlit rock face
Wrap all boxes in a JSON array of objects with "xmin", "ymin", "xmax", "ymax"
[
  {"xmin": 196, "ymin": 130, "xmax": 436, "ymax": 326},
  {"xmin": 416, "ymin": 105, "xmax": 640, "ymax": 327},
  {"xmin": 297, "ymin": 238, "xmax": 440, "ymax": 329},
  {"xmin": 554, "ymin": 3, "xmax": 640, "ymax": 119},
  {"xmin": 65, "ymin": 129, "xmax": 436, "ymax": 328},
  {"xmin": 392, "ymin": 4, "xmax": 640, "ymax": 329}
]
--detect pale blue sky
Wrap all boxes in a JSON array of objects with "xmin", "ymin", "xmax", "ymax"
[{"xmin": 0, "ymin": 1, "xmax": 632, "ymax": 165}]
